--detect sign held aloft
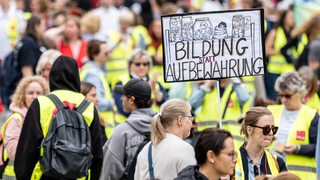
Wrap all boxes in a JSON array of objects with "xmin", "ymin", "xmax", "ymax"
[{"xmin": 161, "ymin": 9, "xmax": 266, "ymax": 82}]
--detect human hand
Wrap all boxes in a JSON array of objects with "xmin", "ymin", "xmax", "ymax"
[
  {"xmin": 149, "ymin": 73, "xmax": 159, "ymax": 91},
  {"xmin": 284, "ymin": 145, "xmax": 299, "ymax": 154}
]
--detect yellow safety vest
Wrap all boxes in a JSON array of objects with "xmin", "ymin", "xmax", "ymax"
[
  {"xmin": 106, "ymin": 31, "xmax": 134, "ymax": 83},
  {"xmin": 131, "ymin": 25, "xmax": 151, "ymax": 49},
  {"xmin": 267, "ymin": 27, "xmax": 296, "ymax": 74},
  {"xmin": 267, "ymin": 105, "xmax": 317, "ymax": 179},
  {"xmin": 241, "ymin": 76, "xmax": 256, "ymax": 112},
  {"xmin": 305, "ymin": 93, "xmax": 320, "ymax": 114},
  {"xmin": 80, "ymin": 64, "xmax": 116, "ymax": 138},
  {"xmin": 222, "ymin": 90, "xmax": 247, "ymax": 149},
  {"xmin": 31, "ymin": 90, "xmax": 94, "ymax": 180},
  {"xmin": 195, "ymin": 84, "xmax": 233, "ymax": 132},
  {"xmin": 235, "ymin": 149, "xmax": 279, "ymax": 179},
  {"xmin": 1, "ymin": 113, "xmax": 23, "ymax": 178}
]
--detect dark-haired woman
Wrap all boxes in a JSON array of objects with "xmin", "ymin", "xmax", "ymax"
[
  {"xmin": 175, "ymin": 128, "xmax": 237, "ymax": 180},
  {"xmin": 7, "ymin": 15, "xmax": 47, "ymax": 96},
  {"xmin": 236, "ymin": 107, "xmax": 287, "ymax": 180}
]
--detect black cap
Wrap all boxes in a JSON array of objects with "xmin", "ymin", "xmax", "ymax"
[{"xmin": 114, "ymin": 78, "xmax": 151, "ymax": 100}]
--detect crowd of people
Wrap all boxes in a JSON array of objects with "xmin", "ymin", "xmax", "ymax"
[{"xmin": 0, "ymin": 0, "xmax": 320, "ymax": 179}]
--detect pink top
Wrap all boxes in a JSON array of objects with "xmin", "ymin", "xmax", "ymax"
[{"xmin": 3, "ymin": 103, "xmax": 27, "ymax": 161}]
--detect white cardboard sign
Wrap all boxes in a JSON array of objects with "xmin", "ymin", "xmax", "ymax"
[{"xmin": 161, "ymin": 9, "xmax": 266, "ymax": 82}]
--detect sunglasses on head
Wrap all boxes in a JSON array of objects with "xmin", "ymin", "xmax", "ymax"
[
  {"xmin": 132, "ymin": 62, "xmax": 149, "ymax": 67},
  {"xmin": 278, "ymin": 91, "xmax": 296, "ymax": 99},
  {"xmin": 249, "ymin": 124, "xmax": 279, "ymax": 135}
]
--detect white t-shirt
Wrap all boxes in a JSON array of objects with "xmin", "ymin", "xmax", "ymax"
[{"xmin": 134, "ymin": 133, "xmax": 196, "ymax": 180}]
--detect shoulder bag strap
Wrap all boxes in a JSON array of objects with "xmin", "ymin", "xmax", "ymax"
[
  {"xmin": 47, "ymin": 94, "xmax": 64, "ymax": 110},
  {"xmin": 148, "ymin": 143, "xmax": 155, "ymax": 180},
  {"xmin": 76, "ymin": 98, "xmax": 90, "ymax": 114}
]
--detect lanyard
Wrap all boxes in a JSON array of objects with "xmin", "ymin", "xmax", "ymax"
[{"xmin": 242, "ymin": 145, "xmax": 268, "ymax": 176}]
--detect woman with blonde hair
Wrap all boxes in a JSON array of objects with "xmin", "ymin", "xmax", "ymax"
[
  {"xmin": 80, "ymin": 12, "xmax": 100, "ymax": 42},
  {"xmin": 135, "ymin": 99, "xmax": 196, "ymax": 180},
  {"xmin": 0, "ymin": 76, "xmax": 49, "ymax": 179}
]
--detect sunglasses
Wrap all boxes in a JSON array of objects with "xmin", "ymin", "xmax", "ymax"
[
  {"xmin": 278, "ymin": 91, "xmax": 296, "ymax": 99},
  {"xmin": 132, "ymin": 62, "xmax": 149, "ymax": 67},
  {"xmin": 249, "ymin": 124, "xmax": 279, "ymax": 135}
]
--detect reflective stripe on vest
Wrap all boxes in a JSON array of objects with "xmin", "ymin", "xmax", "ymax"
[
  {"xmin": 267, "ymin": 27, "xmax": 295, "ymax": 74},
  {"xmin": 31, "ymin": 91, "xmax": 94, "ymax": 180},
  {"xmin": 2, "ymin": 113, "xmax": 23, "ymax": 178},
  {"xmin": 268, "ymin": 105, "xmax": 316, "ymax": 179},
  {"xmin": 235, "ymin": 150, "xmax": 279, "ymax": 180}
]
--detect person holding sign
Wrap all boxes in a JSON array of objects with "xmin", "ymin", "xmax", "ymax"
[
  {"xmin": 235, "ymin": 106, "xmax": 287, "ymax": 179},
  {"xmin": 267, "ymin": 72, "xmax": 319, "ymax": 179},
  {"xmin": 189, "ymin": 78, "xmax": 250, "ymax": 149}
]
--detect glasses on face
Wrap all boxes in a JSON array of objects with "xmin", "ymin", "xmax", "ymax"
[
  {"xmin": 132, "ymin": 62, "xmax": 149, "ymax": 67},
  {"xmin": 278, "ymin": 91, "xmax": 296, "ymax": 99},
  {"xmin": 249, "ymin": 124, "xmax": 279, "ymax": 135},
  {"xmin": 220, "ymin": 151, "xmax": 237, "ymax": 160},
  {"xmin": 184, "ymin": 115, "xmax": 194, "ymax": 122}
]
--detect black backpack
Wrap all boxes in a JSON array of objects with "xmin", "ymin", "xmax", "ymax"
[
  {"xmin": 40, "ymin": 94, "xmax": 93, "ymax": 179},
  {"xmin": 0, "ymin": 41, "xmax": 23, "ymax": 88}
]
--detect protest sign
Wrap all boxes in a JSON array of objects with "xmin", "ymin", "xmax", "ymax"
[{"xmin": 161, "ymin": 9, "xmax": 266, "ymax": 82}]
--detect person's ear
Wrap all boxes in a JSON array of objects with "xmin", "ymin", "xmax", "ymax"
[
  {"xmin": 247, "ymin": 126, "xmax": 253, "ymax": 136},
  {"xmin": 207, "ymin": 150, "xmax": 216, "ymax": 164},
  {"xmin": 177, "ymin": 115, "xmax": 183, "ymax": 127},
  {"xmin": 130, "ymin": 96, "xmax": 135, "ymax": 104}
]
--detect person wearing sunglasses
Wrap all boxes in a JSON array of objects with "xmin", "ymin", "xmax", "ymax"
[
  {"xmin": 112, "ymin": 49, "xmax": 167, "ymax": 123},
  {"xmin": 267, "ymin": 71, "xmax": 319, "ymax": 180},
  {"xmin": 235, "ymin": 106, "xmax": 287, "ymax": 180}
]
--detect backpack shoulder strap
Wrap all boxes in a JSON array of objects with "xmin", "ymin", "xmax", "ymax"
[
  {"xmin": 76, "ymin": 99, "xmax": 90, "ymax": 114},
  {"xmin": 47, "ymin": 94, "xmax": 64, "ymax": 110}
]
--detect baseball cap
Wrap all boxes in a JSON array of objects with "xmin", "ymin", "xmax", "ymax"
[{"xmin": 114, "ymin": 78, "xmax": 151, "ymax": 100}]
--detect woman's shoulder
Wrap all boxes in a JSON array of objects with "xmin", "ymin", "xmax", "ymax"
[{"xmin": 175, "ymin": 165, "xmax": 207, "ymax": 180}]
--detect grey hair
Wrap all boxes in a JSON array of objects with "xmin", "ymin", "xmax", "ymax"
[
  {"xmin": 128, "ymin": 49, "xmax": 153, "ymax": 69},
  {"xmin": 36, "ymin": 49, "xmax": 62, "ymax": 74},
  {"xmin": 274, "ymin": 71, "xmax": 307, "ymax": 97}
]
